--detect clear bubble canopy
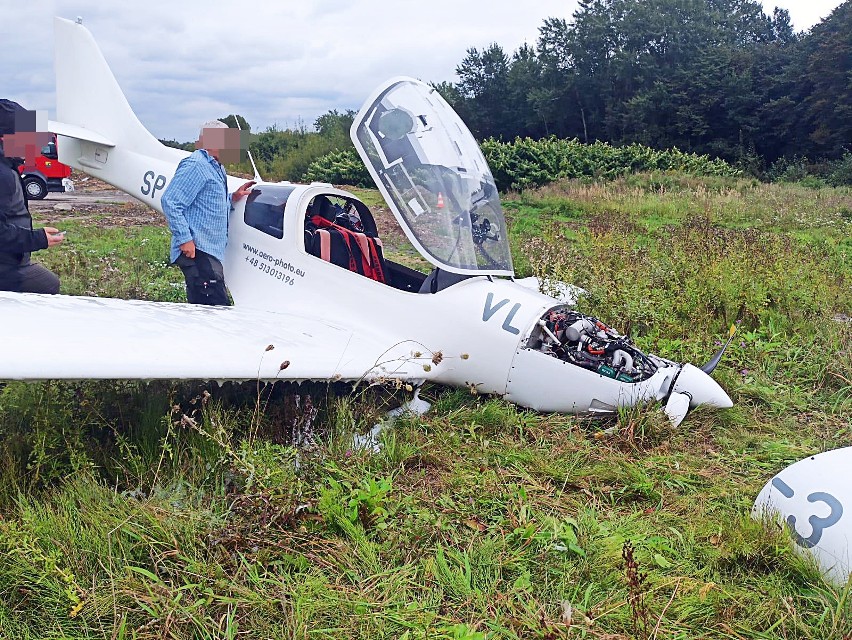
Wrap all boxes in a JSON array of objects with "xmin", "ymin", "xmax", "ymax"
[{"xmin": 352, "ymin": 78, "xmax": 514, "ymax": 277}]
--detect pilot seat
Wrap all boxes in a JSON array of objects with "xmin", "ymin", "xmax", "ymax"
[{"xmin": 305, "ymin": 195, "xmax": 388, "ymax": 283}]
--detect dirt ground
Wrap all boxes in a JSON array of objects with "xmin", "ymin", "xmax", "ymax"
[{"xmin": 28, "ymin": 171, "xmax": 164, "ymax": 228}]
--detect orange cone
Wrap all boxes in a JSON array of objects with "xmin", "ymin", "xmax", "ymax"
[{"xmin": 436, "ymin": 192, "xmax": 445, "ymax": 208}]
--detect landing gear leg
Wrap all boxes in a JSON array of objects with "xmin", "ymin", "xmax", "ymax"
[{"xmin": 352, "ymin": 386, "xmax": 432, "ymax": 452}]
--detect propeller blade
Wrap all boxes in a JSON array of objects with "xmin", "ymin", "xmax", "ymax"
[
  {"xmin": 701, "ymin": 324, "xmax": 737, "ymax": 374},
  {"xmin": 664, "ymin": 392, "xmax": 691, "ymax": 427}
]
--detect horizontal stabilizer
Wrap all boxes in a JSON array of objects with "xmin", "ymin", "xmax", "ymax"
[{"xmin": 49, "ymin": 120, "xmax": 116, "ymax": 147}]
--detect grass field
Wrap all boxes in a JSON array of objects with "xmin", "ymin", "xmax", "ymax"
[{"xmin": 1, "ymin": 173, "xmax": 851, "ymax": 639}]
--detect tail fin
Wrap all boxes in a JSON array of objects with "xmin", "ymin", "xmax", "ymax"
[
  {"xmin": 54, "ymin": 16, "xmax": 168, "ymax": 155},
  {"xmin": 52, "ymin": 17, "xmax": 186, "ymax": 210}
]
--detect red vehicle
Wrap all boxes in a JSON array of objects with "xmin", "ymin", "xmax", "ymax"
[{"xmin": 17, "ymin": 134, "xmax": 74, "ymax": 200}]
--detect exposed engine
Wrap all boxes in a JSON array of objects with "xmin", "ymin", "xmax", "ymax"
[{"xmin": 528, "ymin": 307, "xmax": 673, "ymax": 383}]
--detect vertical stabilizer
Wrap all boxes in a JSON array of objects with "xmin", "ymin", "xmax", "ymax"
[
  {"xmin": 54, "ymin": 17, "xmax": 167, "ymax": 155},
  {"xmin": 52, "ymin": 17, "xmax": 186, "ymax": 212}
]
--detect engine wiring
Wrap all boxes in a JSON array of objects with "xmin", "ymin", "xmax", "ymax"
[{"xmin": 529, "ymin": 307, "xmax": 672, "ymax": 383}]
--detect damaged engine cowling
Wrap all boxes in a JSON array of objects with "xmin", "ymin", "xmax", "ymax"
[{"xmin": 527, "ymin": 307, "xmax": 674, "ymax": 383}]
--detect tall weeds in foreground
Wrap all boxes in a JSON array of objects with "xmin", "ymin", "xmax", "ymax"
[
  {"xmin": 0, "ymin": 376, "xmax": 850, "ymax": 638},
  {"xmin": 622, "ymin": 541, "xmax": 650, "ymax": 639}
]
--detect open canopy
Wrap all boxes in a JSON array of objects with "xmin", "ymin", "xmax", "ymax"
[{"xmin": 352, "ymin": 77, "xmax": 514, "ymax": 277}]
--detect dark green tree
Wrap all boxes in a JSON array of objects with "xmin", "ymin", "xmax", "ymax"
[
  {"xmin": 506, "ymin": 43, "xmax": 548, "ymax": 138},
  {"xmin": 431, "ymin": 81, "xmax": 464, "ymax": 111},
  {"xmin": 791, "ymin": 1, "xmax": 852, "ymax": 159},
  {"xmin": 533, "ymin": 17, "xmax": 585, "ymax": 140},
  {"xmin": 313, "ymin": 109, "xmax": 356, "ymax": 138},
  {"xmin": 563, "ymin": 0, "xmax": 795, "ymax": 160},
  {"xmin": 455, "ymin": 43, "xmax": 513, "ymax": 139},
  {"xmin": 443, "ymin": 0, "xmax": 845, "ymax": 165}
]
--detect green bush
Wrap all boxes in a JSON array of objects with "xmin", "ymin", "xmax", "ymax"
[
  {"xmin": 304, "ymin": 149, "xmax": 372, "ymax": 187},
  {"xmin": 224, "ymin": 125, "xmax": 358, "ymax": 183},
  {"xmin": 481, "ymin": 137, "xmax": 740, "ymax": 191},
  {"xmin": 766, "ymin": 153, "xmax": 852, "ymax": 187},
  {"xmin": 827, "ymin": 152, "xmax": 852, "ymax": 187},
  {"xmin": 765, "ymin": 156, "xmax": 813, "ymax": 183},
  {"xmin": 305, "ymin": 137, "xmax": 740, "ymax": 192}
]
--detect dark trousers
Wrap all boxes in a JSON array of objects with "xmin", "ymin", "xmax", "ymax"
[
  {"xmin": 175, "ymin": 250, "xmax": 230, "ymax": 306},
  {"xmin": 0, "ymin": 263, "xmax": 60, "ymax": 294}
]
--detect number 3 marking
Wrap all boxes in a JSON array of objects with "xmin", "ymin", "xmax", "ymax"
[{"xmin": 773, "ymin": 478, "xmax": 844, "ymax": 549}]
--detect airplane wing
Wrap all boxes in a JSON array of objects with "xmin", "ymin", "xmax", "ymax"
[{"xmin": 0, "ymin": 293, "xmax": 426, "ymax": 382}]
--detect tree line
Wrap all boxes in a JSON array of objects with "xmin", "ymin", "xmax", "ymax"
[{"xmin": 437, "ymin": 0, "xmax": 851, "ymax": 169}]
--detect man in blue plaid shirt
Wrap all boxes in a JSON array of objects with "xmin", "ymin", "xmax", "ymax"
[{"xmin": 162, "ymin": 120, "xmax": 254, "ymax": 305}]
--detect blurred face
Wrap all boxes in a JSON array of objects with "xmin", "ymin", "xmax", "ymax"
[
  {"xmin": 197, "ymin": 127, "xmax": 244, "ymax": 164},
  {"xmin": 1, "ymin": 108, "xmax": 50, "ymax": 163},
  {"xmin": 2, "ymin": 131, "xmax": 53, "ymax": 164}
]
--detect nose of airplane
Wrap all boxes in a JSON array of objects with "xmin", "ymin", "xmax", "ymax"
[{"xmin": 674, "ymin": 363, "xmax": 734, "ymax": 409}]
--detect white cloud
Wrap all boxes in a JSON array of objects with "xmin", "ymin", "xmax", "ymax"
[{"xmin": 759, "ymin": 0, "xmax": 846, "ymax": 31}]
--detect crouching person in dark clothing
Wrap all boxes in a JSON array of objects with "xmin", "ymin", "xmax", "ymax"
[
  {"xmin": 0, "ymin": 99, "xmax": 64, "ymax": 294},
  {"xmin": 161, "ymin": 119, "xmax": 254, "ymax": 305}
]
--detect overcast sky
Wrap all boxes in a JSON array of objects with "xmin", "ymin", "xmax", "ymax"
[{"xmin": 0, "ymin": 0, "xmax": 846, "ymax": 142}]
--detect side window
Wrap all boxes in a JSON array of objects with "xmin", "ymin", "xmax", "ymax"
[
  {"xmin": 41, "ymin": 141, "xmax": 58, "ymax": 159},
  {"xmin": 244, "ymin": 185, "xmax": 295, "ymax": 239}
]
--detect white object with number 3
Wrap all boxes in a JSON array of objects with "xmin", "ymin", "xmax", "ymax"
[{"xmin": 753, "ymin": 447, "xmax": 851, "ymax": 585}]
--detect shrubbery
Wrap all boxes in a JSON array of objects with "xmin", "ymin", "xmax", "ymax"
[
  {"xmin": 303, "ymin": 149, "xmax": 372, "ymax": 187},
  {"xmin": 481, "ymin": 137, "xmax": 740, "ymax": 191},
  {"xmin": 765, "ymin": 152, "xmax": 852, "ymax": 187},
  {"xmin": 303, "ymin": 137, "xmax": 740, "ymax": 191},
  {"xmin": 295, "ymin": 133, "xmax": 847, "ymax": 192}
]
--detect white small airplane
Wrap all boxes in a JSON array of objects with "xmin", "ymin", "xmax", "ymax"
[{"xmin": 0, "ymin": 17, "xmax": 734, "ymax": 425}]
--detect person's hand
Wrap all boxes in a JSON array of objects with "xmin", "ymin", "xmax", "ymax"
[
  {"xmin": 179, "ymin": 239, "xmax": 196, "ymax": 259},
  {"xmin": 43, "ymin": 227, "xmax": 65, "ymax": 247},
  {"xmin": 232, "ymin": 180, "xmax": 256, "ymax": 202}
]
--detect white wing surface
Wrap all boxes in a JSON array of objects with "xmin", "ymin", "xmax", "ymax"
[{"xmin": 0, "ymin": 293, "xmax": 420, "ymax": 382}]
